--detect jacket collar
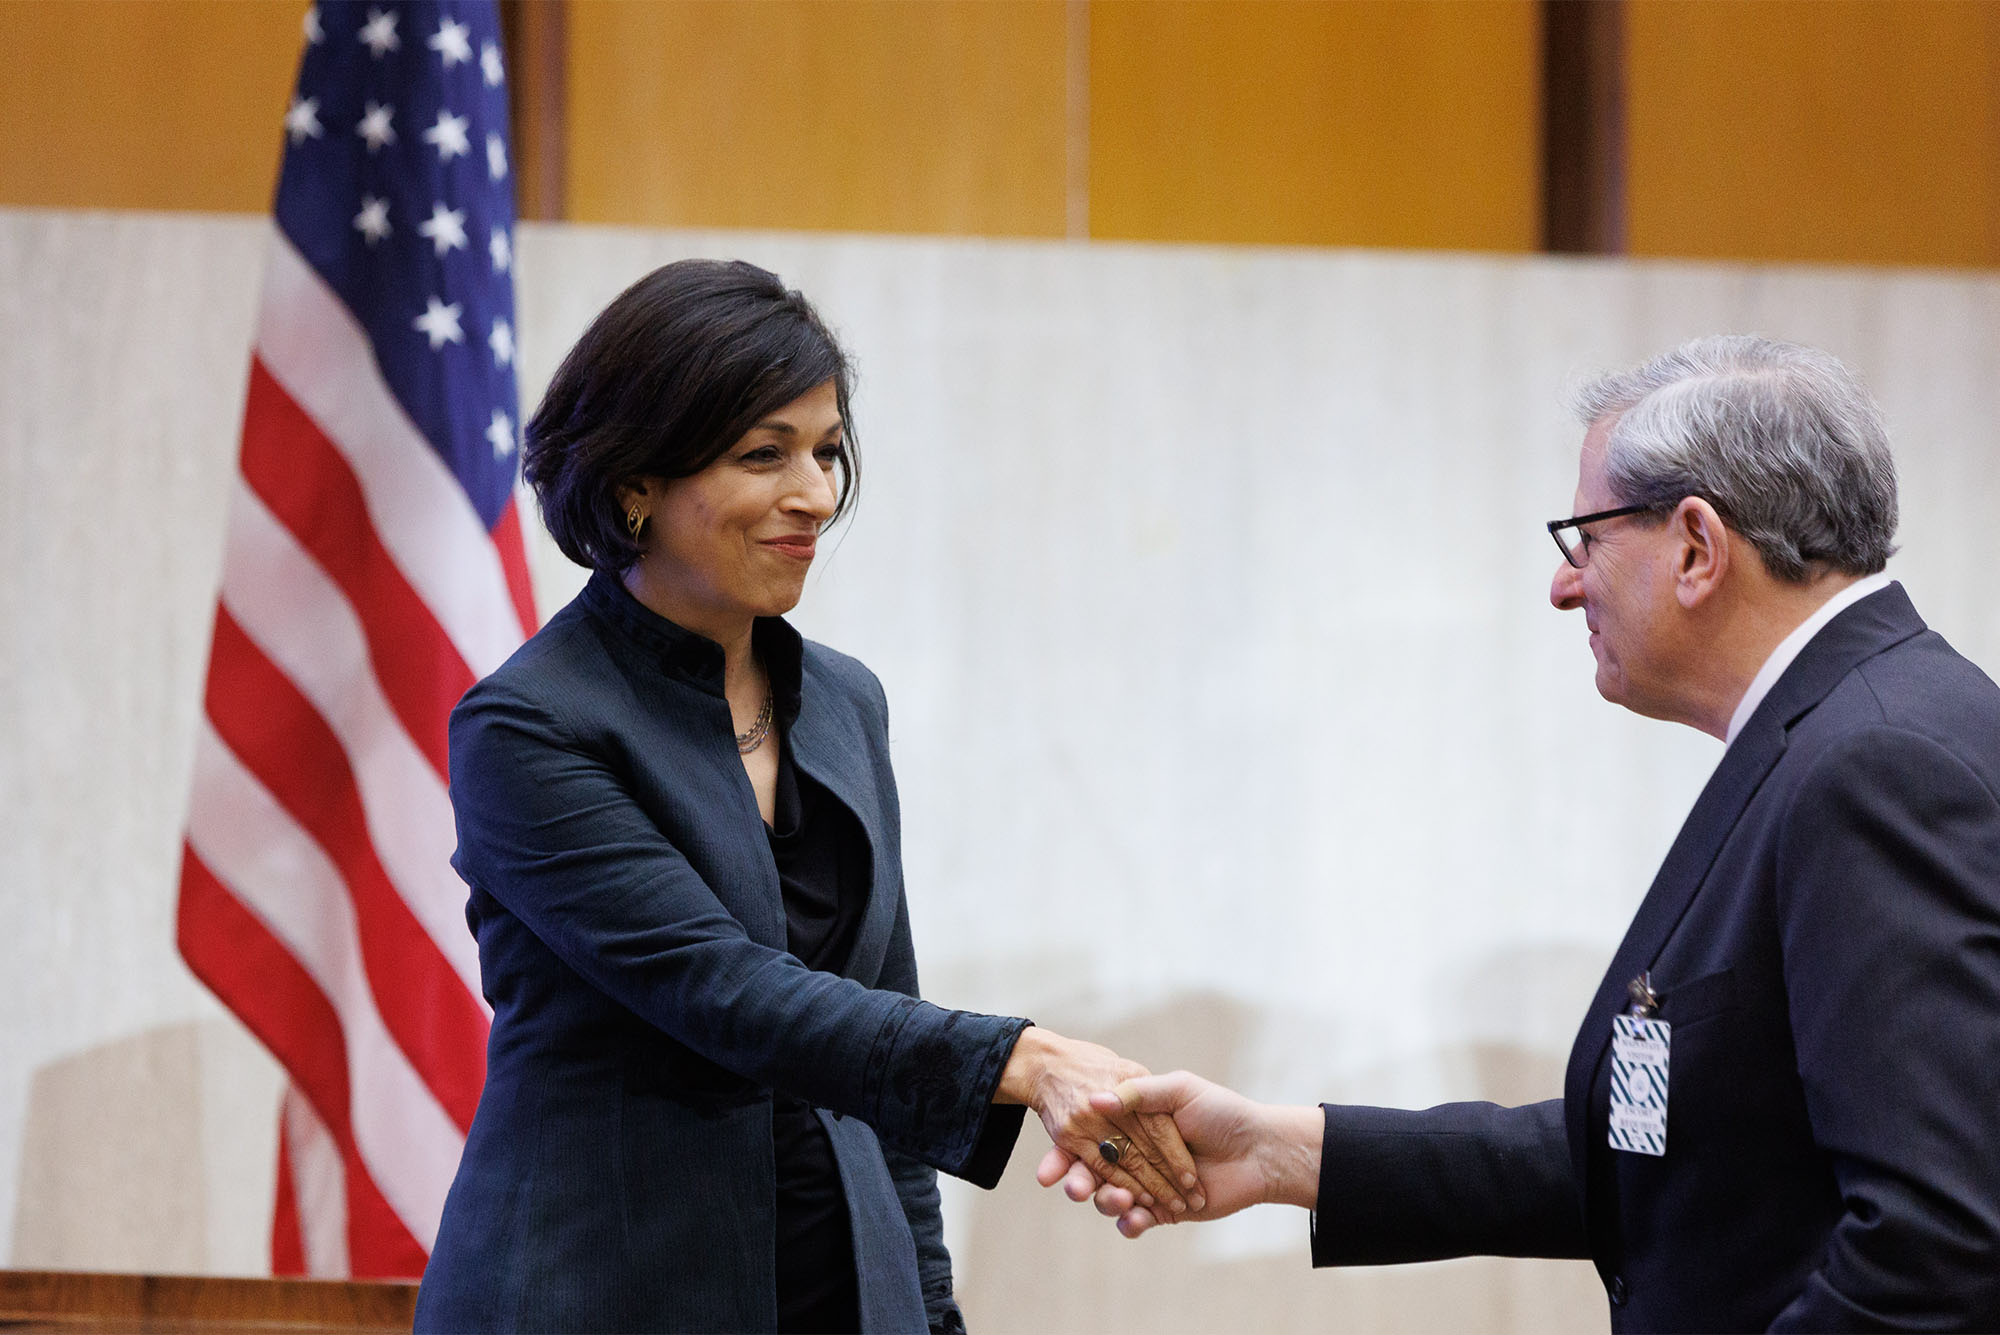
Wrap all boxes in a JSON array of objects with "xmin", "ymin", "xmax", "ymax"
[
  {"xmin": 579, "ymin": 568, "xmax": 805, "ymax": 725},
  {"xmin": 1560, "ymin": 582, "xmax": 1926, "ymax": 1193}
]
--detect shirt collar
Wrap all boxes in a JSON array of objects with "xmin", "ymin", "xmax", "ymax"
[
  {"xmin": 580, "ymin": 567, "xmax": 804, "ymax": 725},
  {"xmin": 1724, "ymin": 571, "xmax": 1894, "ymax": 745}
]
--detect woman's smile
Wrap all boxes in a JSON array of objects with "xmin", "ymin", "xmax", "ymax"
[{"xmin": 760, "ymin": 531, "xmax": 818, "ymax": 562}]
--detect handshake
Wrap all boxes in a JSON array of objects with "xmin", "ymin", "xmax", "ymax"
[{"xmin": 1000, "ymin": 1028, "xmax": 1321, "ymax": 1237}]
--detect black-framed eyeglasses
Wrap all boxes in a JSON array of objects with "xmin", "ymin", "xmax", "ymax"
[{"xmin": 1547, "ymin": 504, "xmax": 1651, "ymax": 568}]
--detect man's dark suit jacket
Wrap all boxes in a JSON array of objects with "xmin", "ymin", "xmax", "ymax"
[
  {"xmin": 1311, "ymin": 584, "xmax": 2000, "ymax": 1332},
  {"xmin": 414, "ymin": 572, "xmax": 1028, "ymax": 1334}
]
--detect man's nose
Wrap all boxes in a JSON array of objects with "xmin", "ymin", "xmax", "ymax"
[{"xmin": 1551, "ymin": 559, "xmax": 1584, "ymax": 610}]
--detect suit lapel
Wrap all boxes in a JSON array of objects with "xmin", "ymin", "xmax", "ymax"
[
  {"xmin": 1560, "ymin": 583, "xmax": 1927, "ymax": 1196},
  {"xmin": 787, "ymin": 665, "xmax": 895, "ymax": 985},
  {"xmin": 1561, "ymin": 719, "xmax": 1787, "ymax": 1183}
]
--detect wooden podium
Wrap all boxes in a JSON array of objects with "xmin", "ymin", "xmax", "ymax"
[{"xmin": 0, "ymin": 1270, "xmax": 417, "ymax": 1333}]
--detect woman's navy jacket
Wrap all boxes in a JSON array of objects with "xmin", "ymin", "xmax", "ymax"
[{"xmin": 415, "ymin": 572, "xmax": 1028, "ymax": 1333}]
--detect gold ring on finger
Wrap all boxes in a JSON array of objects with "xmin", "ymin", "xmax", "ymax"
[{"xmin": 1097, "ymin": 1134, "xmax": 1134, "ymax": 1166}]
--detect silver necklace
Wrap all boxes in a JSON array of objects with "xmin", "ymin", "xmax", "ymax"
[{"xmin": 735, "ymin": 693, "xmax": 775, "ymax": 754}]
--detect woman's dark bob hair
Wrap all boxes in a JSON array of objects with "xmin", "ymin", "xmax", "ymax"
[{"xmin": 523, "ymin": 258, "xmax": 858, "ymax": 571}]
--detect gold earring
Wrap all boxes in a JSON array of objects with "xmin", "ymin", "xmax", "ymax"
[{"xmin": 626, "ymin": 504, "xmax": 645, "ymax": 542}]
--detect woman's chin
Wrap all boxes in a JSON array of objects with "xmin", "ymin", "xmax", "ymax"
[{"xmin": 741, "ymin": 582, "xmax": 808, "ymax": 619}]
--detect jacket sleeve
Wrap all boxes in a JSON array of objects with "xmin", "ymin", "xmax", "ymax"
[
  {"xmin": 877, "ymin": 891, "xmax": 1020, "ymax": 1334},
  {"xmin": 1312, "ymin": 1098, "xmax": 1588, "ymax": 1265},
  {"xmin": 1770, "ymin": 727, "xmax": 2000, "ymax": 1331},
  {"xmin": 449, "ymin": 680, "xmax": 1030, "ymax": 1181}
]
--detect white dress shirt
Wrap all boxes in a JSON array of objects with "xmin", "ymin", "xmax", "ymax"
[{"xmin": 1724, "ymin": 572, "xmax": 1895, "ymax": 745}]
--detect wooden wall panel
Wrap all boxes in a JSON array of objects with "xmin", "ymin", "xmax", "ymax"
[
  {"xmin": 0, "ymin": 0, "xmax": 301, "ymax": 213},
  {"xmin": 1086, "ymin": 0, "xmax": 1541, "ymax": 250},
  {"xmin": 1626, "ymin": 0, "xmax": 2000, "ymax": 268},
  {"xmin": 565, "ymin": 0, "xmax": 1070, "ymax": 237},
  {"xmin": 8, "ymin": 3, "xmax": 2000, "ymax": 267}
]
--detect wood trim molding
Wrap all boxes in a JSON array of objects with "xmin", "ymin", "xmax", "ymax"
[
  {"xmin": 1541, "ymin": 0, "xmax": 1626, "ymax": 254},
  {"xmin": 0, "ymin": 1269, "xmax": 418, "ymax": 1332}
]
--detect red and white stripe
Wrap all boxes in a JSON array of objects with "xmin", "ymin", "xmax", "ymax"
[{"xmin": 176, "ymin": 229, "xmax": 535, "ymax": 1279}]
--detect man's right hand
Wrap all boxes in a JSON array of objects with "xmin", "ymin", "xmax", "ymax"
[{"xmin": 1065, "ymin": 1071, "xmax": 1324, "ymax": 1238}]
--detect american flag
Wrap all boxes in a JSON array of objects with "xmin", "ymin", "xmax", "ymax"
[{"xmin": 176, "ymin": 0, "xmax": 535, "ymax": 1279}]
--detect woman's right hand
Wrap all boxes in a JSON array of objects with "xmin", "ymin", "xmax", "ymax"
[
  {"xmin": 1082, "ymin": 1072, "xmax": 1324, "ymax": 1237},
  {"xmin": 996, "ymin": 1026, "xmax": 1204, "ymax": 1219}
]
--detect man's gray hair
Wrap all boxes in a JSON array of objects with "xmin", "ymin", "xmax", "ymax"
[{"xmin": 1574, "ymin": 335, "xmax": 1898, "ymax": 581}]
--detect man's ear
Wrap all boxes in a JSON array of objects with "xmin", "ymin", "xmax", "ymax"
[{"xmin": 1672, "ymin": 497, "xmax": 1730, "ymax": 609}]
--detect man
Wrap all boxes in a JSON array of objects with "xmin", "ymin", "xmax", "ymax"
[{"xmin": 1049, "ymin": 336, "xmax": 2000, "ymax": 1331}]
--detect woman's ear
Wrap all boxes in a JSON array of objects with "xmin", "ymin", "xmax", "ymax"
[{"xmin": 617, "ymin": 479, "xmax": 658, "ymax": 546}]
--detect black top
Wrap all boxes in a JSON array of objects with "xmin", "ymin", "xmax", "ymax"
[
  {"xmin": 766, "ymin": 707, "xmax": 871, "ymax": 1333},
  {"xmin": 768, "ymin": 738, "xmax": 869, "ymax": 970}
]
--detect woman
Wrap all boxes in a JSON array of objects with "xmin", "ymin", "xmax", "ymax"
[{"xmin": 414, "ymin": 260, "xmax": 1198, "ymax": 1335}]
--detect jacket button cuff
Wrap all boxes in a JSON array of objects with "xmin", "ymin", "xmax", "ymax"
[{"xmin": 1608, "ymin": 1275, "xmax": 1629, "ymax": 1306}]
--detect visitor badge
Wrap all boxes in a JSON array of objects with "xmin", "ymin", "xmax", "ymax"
[{"xmin": 1608, "ymin": 1014, "xmax": 1670, "ymax": 1156}]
